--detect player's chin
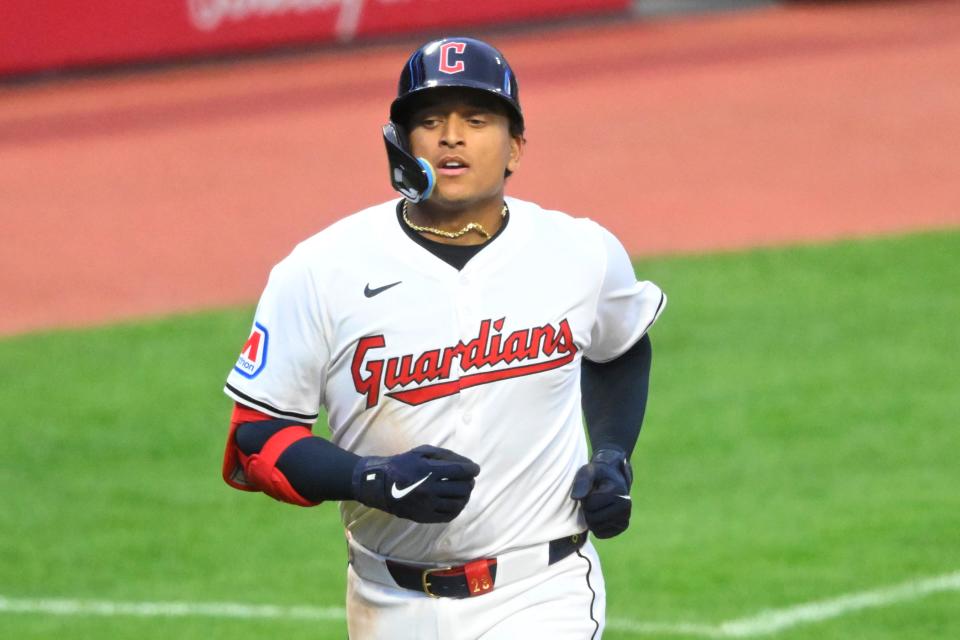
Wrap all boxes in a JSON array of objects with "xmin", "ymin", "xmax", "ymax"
[
  {"xmin": 431, "ymin": 182, "xmax": 474, "ymax": 204},
  {"xmin": 432, "ymin": 183, "xmax": 497, "ymax": 208}
]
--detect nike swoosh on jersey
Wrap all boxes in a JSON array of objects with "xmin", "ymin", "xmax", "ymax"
[
  {"xmin": 390, "ymin": 472, "xmax": 432, "ymax": 499},
  {"xmin": 617, "ymin": 495, "xmax": 632, "ymax": 501},
  {"xmin": 364, "ymin": 281, "xmax": 402, "ymax": 298}
]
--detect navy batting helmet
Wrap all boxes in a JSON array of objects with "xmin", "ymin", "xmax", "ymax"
[{"xmin": 390, "ymin": 37, "xmax": 523, "ymax": 132}]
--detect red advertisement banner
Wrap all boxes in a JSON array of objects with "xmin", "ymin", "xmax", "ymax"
[{"xmin": 1, "ymin": 0, "xmax": 629, "ymax": 76}]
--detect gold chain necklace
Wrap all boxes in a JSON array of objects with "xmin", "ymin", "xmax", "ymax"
[{"xmin": 402, "ymin": 200, "xmax": 508, "ymax": 240}]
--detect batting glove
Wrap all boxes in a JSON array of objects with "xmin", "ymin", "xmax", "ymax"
[
  {"xmin": 570, "ymin": 448, "xmax": 634, "ymax": 539},
  {"xmin": 352, "ymin": 445, "xmax": 481, "ymax": 523}
]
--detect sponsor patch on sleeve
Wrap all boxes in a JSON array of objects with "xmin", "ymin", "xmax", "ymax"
[{"xmin": 234, "ymin": 322, "xmax": 269, "ymax": 379}]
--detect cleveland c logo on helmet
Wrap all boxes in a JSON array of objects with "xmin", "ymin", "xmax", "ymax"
[{"xmin": 438, "ymin": 42, "xmax": 466, "ymax": 74}]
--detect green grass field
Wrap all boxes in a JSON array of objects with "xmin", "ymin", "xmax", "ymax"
[{"xmin": 2, "ymin": 230, "xmax": 958, "ymax": 639}]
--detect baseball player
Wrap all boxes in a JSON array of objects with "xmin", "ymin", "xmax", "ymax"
[{"xmin": 222, "ymin": 37, "xmax": 665, "ymax": 639}]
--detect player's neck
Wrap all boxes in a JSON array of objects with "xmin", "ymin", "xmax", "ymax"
[{"xmin": 406, "ymin": 196, "xmax": 507, "ymax": 246}]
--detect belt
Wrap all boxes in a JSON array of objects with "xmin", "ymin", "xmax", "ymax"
[{"xmin": 350, "ymin": 532, "xmax": 587, "ymax": 599}]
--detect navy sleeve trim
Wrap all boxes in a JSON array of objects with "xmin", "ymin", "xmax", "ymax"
[
  {"xmin": 224, "ymin": 383, "xmax": 320, "ymax": 421},
  {"xmin": 640, "ymin": 290, "xmax": 666, "ymax": 338},
  {"xmin": 577, "ymin": 548, "xmax": 601, "ymax": 640},
  {"xmin": 584, "ymin": 290, "xmax": 664, "ymax": 365}
]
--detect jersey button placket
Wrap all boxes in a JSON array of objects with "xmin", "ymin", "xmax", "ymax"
[
  {"xmin": 455, "ymin": 274, "xmax": 480, "ymax": 429},
  {"xmin": 454, "ymin": 274, "xmax": 476, "ymax": 338}
]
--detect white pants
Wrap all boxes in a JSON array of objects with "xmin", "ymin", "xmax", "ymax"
[{"xmin": 346, "ymin": 539, "xmax": 606, "ymax": 640}]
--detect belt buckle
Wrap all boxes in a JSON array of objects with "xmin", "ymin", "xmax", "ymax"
[{"xmin": 421, "ymin": 566, "xmax": 452, "ymax": 598}]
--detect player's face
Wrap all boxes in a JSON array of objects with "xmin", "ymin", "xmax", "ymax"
[{"xmin": 407, "ymin": 93, "xmax": 522, "ymax": 209}]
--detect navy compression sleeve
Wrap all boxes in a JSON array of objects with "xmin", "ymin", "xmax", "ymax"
[
  {"xmin": 234, "ymin": 420, "xmax": 360, "ymax": 503},
  {"xmin": 580, "ymin": 333, "xmax": 653, "ymax": 456}
]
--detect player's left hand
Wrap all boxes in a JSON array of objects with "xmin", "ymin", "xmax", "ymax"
[{"xmin": 570, "ymin": 448, "xmax": 634, "ymax": 539}]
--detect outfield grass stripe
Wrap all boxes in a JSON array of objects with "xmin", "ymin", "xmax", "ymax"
[{"xmin": 3, "ymin": 570, "xmax": 958, "ymax": 636}]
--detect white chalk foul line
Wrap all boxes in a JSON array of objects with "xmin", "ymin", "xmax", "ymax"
[
  {"xmin": 0, "ymin": 596, "xmax": 344, "ymax": 621},
  {"xmin": 2, "ymin": 570, "xmax": 958, "ymax": 636},
  {"xmin": 606, "ymin": 569, "xmax": 960, "ymax": 637}
]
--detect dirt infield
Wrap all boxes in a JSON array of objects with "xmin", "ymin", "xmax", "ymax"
[{"xmin": 1, "ymin": 0, "xmax": 958, "ymax": 335}]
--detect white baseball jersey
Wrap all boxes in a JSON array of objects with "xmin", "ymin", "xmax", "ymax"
[{"xmin": 224, "ymin": 196, "xmax": 665, "ymax": 563}]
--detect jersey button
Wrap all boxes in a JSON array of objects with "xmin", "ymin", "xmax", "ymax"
[{"xmin": 462, "ymin": 412, "xmax": 472, "ymax": 424}]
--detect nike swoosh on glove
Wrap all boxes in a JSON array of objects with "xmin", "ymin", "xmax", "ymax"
[
  {"xmin": 570, "ymin": 448, "xmax": 634, "ymax": 539},
  {"xmin": 352, "ymin": 445, "xmax": 481, "ymax": 523}
]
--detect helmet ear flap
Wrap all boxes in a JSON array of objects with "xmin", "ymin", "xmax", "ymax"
[
  {"xmin": 385, "ymin": 120, "xmax": 411, "ymax": 152},
  {"xmin": 382, "ymin": 122, "xmax": 436, "ymax": 203}
]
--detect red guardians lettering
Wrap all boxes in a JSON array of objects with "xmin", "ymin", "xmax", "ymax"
[
  {"xmin": 351, "ymin": 318, "xmax": 577, "ymax": 408},
  {"xmin": 438, "ymin": 41, "xmax": 466, "ymax": 74}
]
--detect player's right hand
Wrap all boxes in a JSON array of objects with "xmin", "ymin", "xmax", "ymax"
[{"xmin": 351, "ymin": 445, "xmax": 481, "ymax": 523}]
